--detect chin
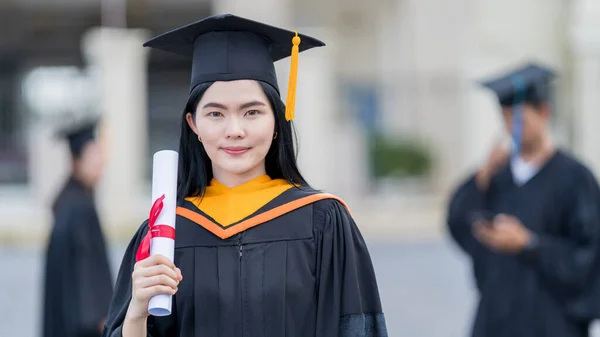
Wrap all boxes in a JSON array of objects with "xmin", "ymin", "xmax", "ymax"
[{"xmin": 217, "ymin": 162, "xmax": 258, "ymax": 175}]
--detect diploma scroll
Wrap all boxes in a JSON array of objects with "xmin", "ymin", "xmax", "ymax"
[{"xmin": 148, "ymin": 150, "xmax": 179, "ymax": 316}]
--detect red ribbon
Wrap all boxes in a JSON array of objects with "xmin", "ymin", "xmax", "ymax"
[{"xmin": 135, "ymin": 194, "xmax": 176, "ymax": 262}]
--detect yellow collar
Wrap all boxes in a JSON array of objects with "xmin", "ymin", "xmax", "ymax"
[{"xmin": 185, "ymin": 175, "xmax": 294, "ymax": 226}]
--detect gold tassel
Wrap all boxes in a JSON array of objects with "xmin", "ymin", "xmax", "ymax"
[{"xmin": 285, "ymin": 31, "xmax": 301, "ymax": 121}]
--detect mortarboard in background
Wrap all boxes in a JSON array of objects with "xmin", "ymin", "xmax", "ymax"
[
  {"xmin": 479, "ymin": 61, "xmax": 557, "ymax": 108},
  {"xmin": 55, "ymin": 118, "xmax": 99, "ymax": 158},
  {"xmin": 142, "ymin": 13, "xmax": 326, "ymax": 121},
  {"xmin": 478, "ymin": 61, "xmax": 558, "ymax": 156}
]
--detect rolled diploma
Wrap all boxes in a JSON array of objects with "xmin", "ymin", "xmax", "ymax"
[{"xmin": 148, "ymin": 150, "xmax": 179, "ymax": 316}]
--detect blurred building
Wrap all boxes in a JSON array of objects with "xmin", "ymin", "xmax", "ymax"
[{"xmin": 1, "ymin": 0, "xmax": 600, "ymax": 242}]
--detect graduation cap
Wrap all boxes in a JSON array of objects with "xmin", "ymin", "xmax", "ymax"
[
  {"xmin": 479, "ymin": 62, "xmax": 557, "ymax": 156},
  {"xmin": 479, "ymin": 62, "xmax": 557, "ymax": 108},
  {"xmin": 143, "ymin": 13, "xmax": 326, "ymax": 121},
  {"xmin": 56, "ymin": 118, "xmax": 99, "ymax": 158}
]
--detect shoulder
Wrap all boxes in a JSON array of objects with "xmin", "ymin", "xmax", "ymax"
[
  {"xmin": 52, "ymin": 195, "xmax": 96, "ymax": 233},
  {"xmin": 446, "ymin": 171, "xmax": 479, "ymax": 205},
  {"xmin": 310, "ymin": 193, "xmax": 354, "ymax": 232},
  {"xmin": 275, "ymin": 185, "xmax": 351, "ymax": 214},
  {"xmin": 54, "ymin": 189, "xmax": 95, "ymax": 214},
  {"xmin": 548, "ymin": 151, "xmax": 600, "ymax": 208},
  {"xmin": 449, "ymin": 170, "xmax": 478, "ymax": 194},
  {"xmin": 133, "ymin": 220, "xmax": 150, "ymax": 241},
  {"xmin": 118, "ymin": 220, "xmax": 150, "ymax": 263},
  {"xmin": 50, "ymin": 198, "xmax": 98, "ymax": 248},
  {"xmin": 272, "ymin": 185, "xmax": 352, "ymax": 224},
  {"xmin": 555, "ymin": 150, "xmax": 587, "ymax": 170},
  {"xmin": 312, "ymin": 196, "xmax": 350, "ymax": 214},
  {"xmin": 555, "ymin": 150, "xmax": 599, "ymax": 186}
]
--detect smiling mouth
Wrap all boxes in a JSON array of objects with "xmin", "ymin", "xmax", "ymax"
[{"xmin": 221, "ymin": 147, "xmax": 250, "ymax": 155}]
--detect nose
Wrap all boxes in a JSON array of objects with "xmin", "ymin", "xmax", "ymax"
[{"xmin": 224, "ymin": 116, "xmax": 246, "ymax": 139}]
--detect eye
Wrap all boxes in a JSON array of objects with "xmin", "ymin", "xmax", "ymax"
[
  {"xmin": 245, "ymin": 109, "xmax": 260, "ymax": 116},
  {"xmin": 206, "ymin": 111, "xmax": 223, "ymax": 117}
]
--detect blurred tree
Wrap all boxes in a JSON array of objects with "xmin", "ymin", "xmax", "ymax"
[{"xmin": 369, "ymin": 134, "xmax": 433, "ymax": 179}]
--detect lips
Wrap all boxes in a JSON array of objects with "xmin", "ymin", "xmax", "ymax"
[{"xmin": 221, "ymin": 146, "xmax": 250, "ymax": 155}]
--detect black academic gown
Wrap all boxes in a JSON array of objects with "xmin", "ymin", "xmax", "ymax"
[
  {"xmin": 102, "ymin": 187, "xmax": 388, "ymax": 337},
  {"xmin": 43, "ymin": 177, "xmax": 114, "ymax": 337},
  {"xmin": 447, "ymin": 150, "xmax": 600, "ymax": 337}
]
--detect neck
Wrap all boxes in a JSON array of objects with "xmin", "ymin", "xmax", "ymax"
[
  {"xmin": 212, "ymin": 164, "xmax": 267, "ymax": 188},
  {"xmin": 71, "ymin": 166, "xmax": 94, "ymax": 191},
  {"xmin": 520, "ymin": 135, "xmax": 555, "ymax": 163}
]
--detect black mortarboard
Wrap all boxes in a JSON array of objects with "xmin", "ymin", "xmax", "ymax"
[
  {"xmin": 56, "ymin": 118, "xmax": 99, "ymax": 158},
  {"xmin": 479, "ymin": 62, "xmax": 557, "ymax": 107},
  {"xmin": 143, "ymin": 13, "xmax": 326, "ymax": 121}
]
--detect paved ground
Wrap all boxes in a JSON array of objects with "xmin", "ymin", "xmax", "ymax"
[{"xmin": 2, "ymin": 235, "xmax": 598, "ymax": 337}]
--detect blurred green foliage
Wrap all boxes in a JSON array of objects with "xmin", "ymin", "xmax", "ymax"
[{"xmin": 369, "ymin": 134, "xmax": 433, "ymax": 178}]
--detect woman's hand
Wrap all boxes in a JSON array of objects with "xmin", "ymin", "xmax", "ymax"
[{"xmin": 127, "ymin": 254, "xmax": 183, "ymax": 320}]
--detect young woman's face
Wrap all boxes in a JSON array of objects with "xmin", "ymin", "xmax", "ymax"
[
  {"xmin": 75, "ymin": 141, "xmax": 105, "ymax": 188},
  {"xmin": 186, "ymin": 80, "xmax": 276, "ymax": 182}
]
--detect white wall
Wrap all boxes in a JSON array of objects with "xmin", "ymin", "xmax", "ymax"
[{"xmin": 570, "ymin": 0, "xmax": 600, "ymax": 177}]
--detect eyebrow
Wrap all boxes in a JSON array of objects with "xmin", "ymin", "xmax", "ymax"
[{"xmin": 202, "ymin": 100, "xmax": 267, "ymax": 110}]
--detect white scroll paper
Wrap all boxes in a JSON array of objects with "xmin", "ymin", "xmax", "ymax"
[{"xmin": 148, "ymin": 150, "xmax": 179, "ymax": 316}]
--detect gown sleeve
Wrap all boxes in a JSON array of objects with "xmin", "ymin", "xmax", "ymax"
[
  {"xmin": 446, "ymin": 174, "xmax": 488, "ymax": 258},
  {"xmin": 520, "ymin": 166, "xmax": 600, "ymax": 319},
  {"xmin": 313, "ymin": 199, "xmax": 388, "ymax": 337},
  {"xmin": 101, "ymin": 222, "xmax": 176, "ymax": 337},
  {"xmin": 446, "ymin": 174, "xmax": 492, "ymax": 292}
]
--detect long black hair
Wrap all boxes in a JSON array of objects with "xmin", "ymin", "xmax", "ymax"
[{"xmin": 176, "ymin": 81, "xmax": 308, "ymax": 202}]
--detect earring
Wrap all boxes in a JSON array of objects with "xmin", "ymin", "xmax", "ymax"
[
  {"xmin": 198, "ymin": 135, "xmax": 202, "ymax": 143},
  {"xmin": 273, "ymin": 132, "xmax": 278, "ymax": 140}
]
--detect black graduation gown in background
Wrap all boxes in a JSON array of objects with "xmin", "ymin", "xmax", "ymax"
[
  {"xmin": 102, "ymin": 187, "xmax": 388, "ymax": 337},
  {"xmin": 43, "ymin": 177, "xmax": 114, "ymax": 337},
  {"xmin": 447, "ymin": 150, "xmax": 600, "ymax": 337}
]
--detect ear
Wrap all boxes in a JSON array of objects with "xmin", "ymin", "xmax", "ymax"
[{"xmin": 186, "ymin": 112, "xmax": 199, "ymax": 135}]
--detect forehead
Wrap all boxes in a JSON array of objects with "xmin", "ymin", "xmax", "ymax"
[{"xmin": 200, "ymin": 80, "xmax": 269, "ymax": 105}]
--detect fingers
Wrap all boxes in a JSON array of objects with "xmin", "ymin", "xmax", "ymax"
[
  {"xmin": 131, "ymin": 261, "xmax": 182, "ymax": 304},
  {"xmin": 131, "ymin": 255, "xmax": 182, "ymax": 290},
  {"xmin": 490, "ymin": 139, "xmax": 510, "ymax": 165},
  {"xmin": 135, "ymin": 285, "xmax": 178, "ymax": 300},
  {"xmin": 135, "ymin": 254, "xmax": 175, "ymax": 270},
  {"xmin": 473, "ymin": 220, "xmax": 492, "ymax": 232},
  {"xmin": 493, "ymin": 214, "xmax": 521, "ymax": 231},
  {"xmin": 135, "ymin": 274, "xmax": 179, "ymax": 290},
  {"xmin": 493, "ymin": 213, "xmax": 510, "ymax": 223},
  {"xmin": 133, "ymin": 264, "xmax": 178, "ymax": 280},
  {"xmin": 129, "ymin": 255, "xmax": 182, "ymax": 319},
  {"xmin": 473, "ymin": 221, "xmax": 496, "ymax": 246},
  {"xmin": 473, "ymin": 220, "xmax": 509, "ymax": 252}
]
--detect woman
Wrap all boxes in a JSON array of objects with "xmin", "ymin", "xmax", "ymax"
[
  {"xmin": 44, "ymin": 118, "xmax": 113, "ymax": 337},
  {"xmin": 102, "ymin": 13, "xmax": 388, "ymax": 337}
]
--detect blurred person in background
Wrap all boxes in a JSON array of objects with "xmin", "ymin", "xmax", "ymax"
[
  {"xmin": 42, "ymin": 118, "xmax": 114, "ymax": 337},
  {"xmin": 101, "ymin": 13, "xmax": 387, "ymax": 337},
  {"xmin": 446, "ymin": 62, "xmax": 600, "ymax": 337}
]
